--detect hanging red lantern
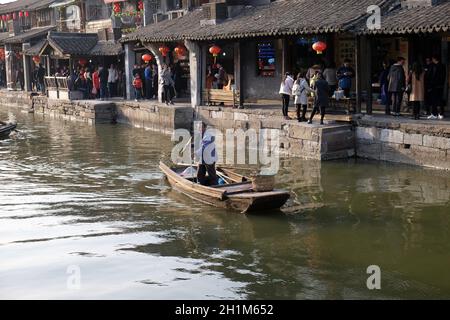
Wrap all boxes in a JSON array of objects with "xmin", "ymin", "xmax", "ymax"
[
  {"xmin": 0, "ymin": 48, "xmax": 5, "ymax": 61},
  {"xmin": 312, "ymin": 41, "xmax": 327, "ymax": 54},
  {"xmin": 78, "ymin": 58, "xmax": 88, "ymax": 66},
  {"xmin": 19, "ymin": 11, "xmax": 23, "ymax": 18},
  {"xmin": 174, "ymin": 44, "xmax": 186, "ymax": 58},
  {"xmin": 25, "ymin": 11, "xmax": 29, "ymax": 18},
  {"xmin": 12, "ymin": 12, "xmax": 16, "ymax": 20},
  {"xmin": 142, "ymin": 53, "xmax": 152, "ymax": 63},
  {"xmin": 32, "ymin": 55, "xmax": 40, "ymax": 64},
  {"xmin": 209, "ymin": 45, "xmax": 221, "ymax": 63},
  {"xmin": 159, "ymin": 45, "xmax": 170, "ymax": 57},
  {"xmin": 113, "ymin": 2, "xmax": 121, "ymax": 14},
  {"xmin": 138, "ymin": 0, "xmax": 144, "ymax": 11}
]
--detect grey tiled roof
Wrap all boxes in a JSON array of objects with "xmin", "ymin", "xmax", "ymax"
[
  {"xmin": 357, "ymin": 1, "xmax": 450, "ymax": 34},
  {"xmin": 122, "ymin": 0, "xmax": 391, "ymax": 43},
  {"xmin": 23, "ymin": 39, "xmax": 46, "ymax": 55},
  {"xmin": 1, "ymin": 25, "xmax": 55, "ymax": 44},
  {"xmin": 0, "ymin": 0, "xmax": 57, "ymax": 14},
  {"xmin": 46, "ymin": 32, "xmax": 98, "ymax": 55},
  {"xmin": 89, "ymin": 41, "xmax": 123, "ymax": 56}
]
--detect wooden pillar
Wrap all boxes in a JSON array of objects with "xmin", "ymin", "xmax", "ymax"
[
  {"xmin": 145, "ymin": 42, "xmax": 165, "ymax": 103},
  {"xmin": 5, "ymin": 43, "xmax": 14, "ymax": 90},
  {"xmin": 281, "ymin": 39, "xmax": 288, "ymax": 75},
  {"xmin": 365, "ymin": 36, "xmax": 373, "ymax": 114},
  {"xmin": 46, "ymin": 56, "xmax": 51, "ymax": 76},
  {"xmin": 355, "ymin": 35, "xmax": 362, "ymax": 114},
  {"xmin": 185, "ymin": 39, "xmax": 202, "ymax": 108},
  {"xmin": 234, "ymin": 41, "xmax": 243, "ymax": 107},
  {"xmin": 22, "ymin": 43, "xmax": 32, "ymax": 92},
  {"xmin": 124, "ymin": 43, "xmax": 136, "ymax": 100},
  {"xmin": 442, "ymin": 36, "xmax": 449, "ymax": 108}
]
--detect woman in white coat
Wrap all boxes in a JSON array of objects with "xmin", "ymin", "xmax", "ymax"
[
  {"xmin": 292, "ymin": 71, "xmax": 313, "ymax": 122},
  {"xmin": 279, "ymin": 72, "xmax": 294, "ymax": 120}
]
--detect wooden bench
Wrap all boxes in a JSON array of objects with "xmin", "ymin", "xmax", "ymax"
[{"xmin": 203, "ymin": 88, "xmax": 241, "ymax": 108}]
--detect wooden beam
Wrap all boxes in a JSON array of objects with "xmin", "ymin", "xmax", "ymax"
[
  {"xmin": 355, "ymin": 35, "xmax": 362, "ymax": 114},
  {"xmin": 366, "ymin": 36, "xmax": 373, "ymax": 115}
]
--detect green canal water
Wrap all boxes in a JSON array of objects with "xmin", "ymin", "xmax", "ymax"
[{"xmin": 1, "ymin": 108, "xmax": 450, "ymax": 299}]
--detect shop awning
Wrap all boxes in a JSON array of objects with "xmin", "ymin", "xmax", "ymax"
[{"xmin": 49, "ymin": 0, "xmax": 76, "ymax": 8}]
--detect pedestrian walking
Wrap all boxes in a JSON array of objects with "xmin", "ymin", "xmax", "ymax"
[
  {"xmin": 98, "ymin": 66, "xmax": 108, "ymax": 100},
  {"xmin": 387, "ymin": 57, "xmax": 406, "ymax": 116},
  {"xmin": 144, "ymin": 64, "xmax": 153, "ymax": 99},
  {"xmin": 336, "ymin": 59, "xmax": 355, "ymax": 98},
  {"xmin": 133, "ymin": 74, "xmax": 143, "ymax": 101},
  {"xmin": 379, "ymin": 61, "xmax": 391, "ymax": 114},
  {"xmin": 161, "ymin": 64, "xmax": 175, "ymax": 105},
  {"xmin": 427, "ymin": 55, "xmax": 446, "ymax": 120},
  {"xmin": 407, "ymin": 62, "xmax": 425, "ymax": 120},
  {"xmin": 292, "ymin": 71, "xmax": 313, "ymax": 122},
  {"xmin": 107, "ymin": 64, "xmax": 118, "ymax": 98},
  {"xmin": 308, "ymin": 72, "xmax": 329, "ymax": 125},
  {"xmin": 279, "ymin": 72, "xmax": 294, "ymax": 120}
]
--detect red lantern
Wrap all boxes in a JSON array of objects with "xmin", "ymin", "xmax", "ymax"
[
  {"xmin": 174, "ymin": 44, "xmax": 186, "ymax": 58},
  {"xmin": 142, "ymin": 53, "xmax": 152, "ymax": 63},
  {"xmin": 32, "ymin": 56, "xmax": 40, "ymax": 64},
  {"xmin": 113, "ymin": 2, "xmax": 121, "ymax": 14},
  {"xmin": 312, "ymin": 41, "xmax": 327, "ymax": 54},
  {"xmin": 19, "ymin": 11, "xmax": 23, "ymax": 18},
  {"xmin": 12, "ymin": 12, "xmax": 16, "ymax": 20},
  {"xmin": 0, "ymin": 48, "xmax": 5, "ymax": 61},
  {"xmin": 138, "ymin": 0, "xmax": 144, "ymax": 11},
  {"xmin": 78, "ymin": 58, "xmax": 88, "ymax": 66},
  {"xmin": 209, "ymin": 45, "xmax": 221, "ymax": 63},
  {"xmin": 159, "ymin": 45, "xmax": 170, "ymax": 57},
  {"xmin": 25, "ymin": 11, "xmax": 29, "ymax": 18}
]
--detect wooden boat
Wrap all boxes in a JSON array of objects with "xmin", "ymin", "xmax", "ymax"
[
  {"xmin": 0, "ymin": 121, "xmax": 17, "ymax": 139},
  {"xmin": 159, "ymin": 161, "xmax": 290, "ymax": 213}
]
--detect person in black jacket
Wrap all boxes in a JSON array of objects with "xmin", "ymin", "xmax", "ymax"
[
  {"xmin": 387, "ymin": 57, "xmax": 406, "ymax": 116},
  {"xmin": 427, "ymin": 56, "xmax": 446, "ymax": 120},
  {"xmin": 308, "ymin": 72, "xmax": 329, "ymax": 125},
  {"xmin": 98, "ymin": 66, "xmax": 109, "ymax": 100}
]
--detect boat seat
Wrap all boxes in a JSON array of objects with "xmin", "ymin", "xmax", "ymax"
[{"xmin": 213, "ymin": 181, "xmax": 253, "ymax": 194}]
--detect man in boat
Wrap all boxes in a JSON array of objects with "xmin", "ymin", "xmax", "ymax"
[{"xmin": 196, "ymin": 123, "xmax": 218, "ymax": 186}]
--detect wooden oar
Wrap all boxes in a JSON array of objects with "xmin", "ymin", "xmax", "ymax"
[{"xmin": 216, "ymin": 170, "xmax": 231, "ymax": 184}]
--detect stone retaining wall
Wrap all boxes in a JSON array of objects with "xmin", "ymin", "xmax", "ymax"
[
  {"xmin": 356, "ymin": 116, "xmax": 450, "ymax": 170},
  {"xmin": 0, "ymin": 91, "xmax": 193, "ymax": 134},
  {"xmin": 0, "ymin": 90, "xmax": 32, "ymax": 108},
  {"xmin": 197, "ymin": 106, "xmax": 355, "ymax": 160},
  {"xmin": 33, "ymin": 99, "xmax": 115, "ymax": 124},
  {"xmin": 115, "ymin": 101, "xmax": 193, "ymax": 134}
]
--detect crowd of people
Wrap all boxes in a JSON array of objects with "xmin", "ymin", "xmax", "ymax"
[
  {"xmin": 67, "ymin": 64, "xmax": 126, "ymax": 100},
  {"xmin": 279, "ymin": 60, "xmax": 353, "ymax": 124},
  {"xmin": 132, "ymin": 61, "xmax": 184, "ymax": 105},
  {"xmin": 280, "ymin": 55, "xmax": 447, "ymax": 123},
  {"xmin": 379, "ymin": 55, "xmax": 446, "ymax": 120}
]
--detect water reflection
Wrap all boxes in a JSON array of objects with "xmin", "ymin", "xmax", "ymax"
[{"xmin": 0, "ymin": 108, "xmax": 449, "ymax": 299}]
